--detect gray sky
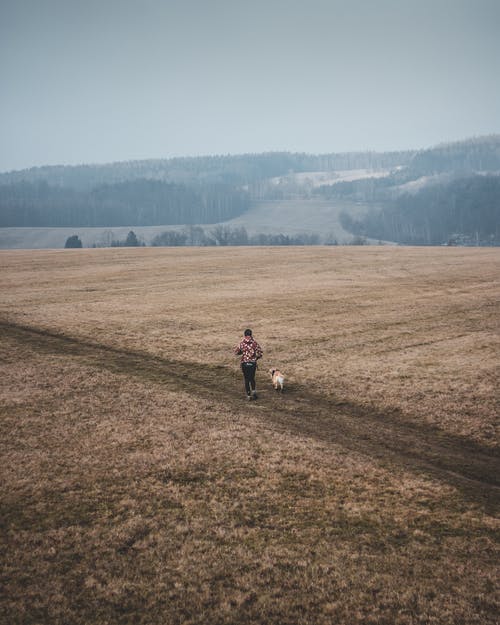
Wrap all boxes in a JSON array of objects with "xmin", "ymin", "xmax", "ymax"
[{"xmin": 1, "ymin": 0, "xmax": 499, "ymax": 172}]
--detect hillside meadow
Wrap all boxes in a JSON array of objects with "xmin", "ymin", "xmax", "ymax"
[{"xmin": 0, "ymin": 246, "xmax": 499, "ymax": 624}]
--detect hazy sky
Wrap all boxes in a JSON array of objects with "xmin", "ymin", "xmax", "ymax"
[{"xmin": 1, "ymin": 0, "xmax": 499, "ymax": 171}]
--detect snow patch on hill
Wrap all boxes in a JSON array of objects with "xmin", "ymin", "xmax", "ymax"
[{"xmin": 270, "ymin": 169, "xmax": 392, "ymax": 188}]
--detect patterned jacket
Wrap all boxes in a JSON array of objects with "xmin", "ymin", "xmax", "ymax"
[{"xmin": 234, "ymin": 336, "xmax": 263, "ymax": 363}]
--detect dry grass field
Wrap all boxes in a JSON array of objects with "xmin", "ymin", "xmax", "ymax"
[{"xmin": 1, "ymin": 246, "xmax": 499, "ymax": 625}]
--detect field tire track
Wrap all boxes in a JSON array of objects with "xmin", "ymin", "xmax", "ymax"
[{"xmin": 2, "ymin": 320, "xmax": 499, "ymax": 512}]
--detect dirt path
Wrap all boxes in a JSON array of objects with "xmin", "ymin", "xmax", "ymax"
[{"xmin": 2, "ymin": 320, "xmax": 499, "ymax": 512}]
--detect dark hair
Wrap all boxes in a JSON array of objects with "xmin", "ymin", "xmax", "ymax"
[{"xmin": 244, "ymin": 329, "xmax": 252, "ymax": 336}]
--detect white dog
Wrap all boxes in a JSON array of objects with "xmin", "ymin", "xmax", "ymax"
[{"xmin": 269, "ymin": 368, "xmax": 285, "ymax": 392}]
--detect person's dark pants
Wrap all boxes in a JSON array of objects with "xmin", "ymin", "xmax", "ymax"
[{"xmin": 241, "ymin": 362, "xmax": 257, "ymax": 396}]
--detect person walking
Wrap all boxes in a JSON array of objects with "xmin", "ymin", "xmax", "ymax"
[{"xmin": 234, "ymin": 329, "xmax": 263, "ymax": 400}]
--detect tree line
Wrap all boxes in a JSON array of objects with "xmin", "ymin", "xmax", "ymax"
[
  {"xmin": 339, "ymin": 175, "xmax": 500, "ymax": 245},
  {"xmin": 3, "ymin": 136, "xmax": 497, "ymax": 193},
  {"xmin": 315, "ymin": 135, "xmax": 500, "ymax": 205},
  {"xmin": 83, "ymin": 226, "xmax": 325, "ymax": 248},
  {"xmin": 407, "ymin": 135, "xmax": 500, "ymax": 176},
  {"xmin": 70, "ymin": 226, "xmax": 345, "ymax": 248},
  {"xmin": 0, "ymin": 179, "xmax": 250, "ymax": 227},
  {"xmin": 0, "ymin": 151, "xmax": 414, "ymax": 191}
]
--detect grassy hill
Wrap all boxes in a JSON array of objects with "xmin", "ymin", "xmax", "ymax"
[{"xmin": 226, "ymin": 199, "xmax": 371, "ymax": 240}]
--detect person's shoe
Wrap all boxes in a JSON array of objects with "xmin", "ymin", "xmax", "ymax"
[
  {"xmin": 252, "ymin": 391, "xmax": 258, "ymax": 400},
  {"xmin": 246, "ymin": 394, "xmax": 252, "ymax": 401}
]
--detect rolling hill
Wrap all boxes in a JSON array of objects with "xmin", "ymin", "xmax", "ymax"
[{"xmin": 0, "ymin": 136, "xmax": 499, "ymax": 248}]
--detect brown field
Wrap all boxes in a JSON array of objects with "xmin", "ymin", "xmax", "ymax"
[{"xmin": 1, "ymin": 246, "xmax": 499, "ymax": 625}]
